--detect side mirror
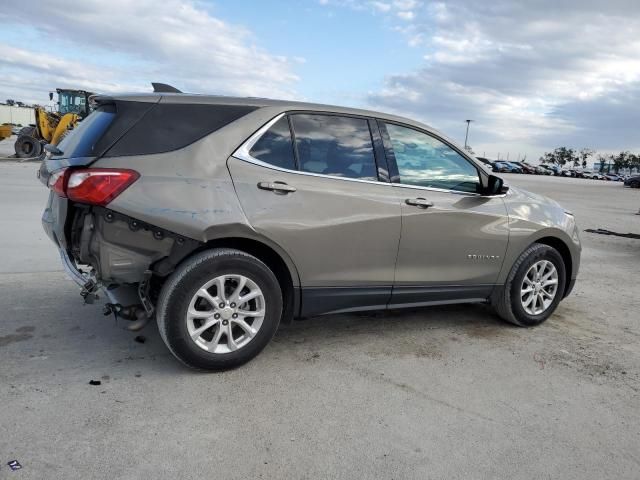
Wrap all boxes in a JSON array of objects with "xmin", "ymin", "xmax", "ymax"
[
  {"xmin": 484, "ymin": 175, "xmax": 509, "ymax": 196},
  {"xmin": 49, "ymin": 92, "xmax": 54, "ymax": 101}
]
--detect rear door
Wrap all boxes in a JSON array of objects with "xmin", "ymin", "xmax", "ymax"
[
  {"xmin": 378, "ymin": 121, "xmax": 510, "ymax": 307},
  {"xmin": 228, "ymin": 112, "xmax": 401, "ymax": 316}
]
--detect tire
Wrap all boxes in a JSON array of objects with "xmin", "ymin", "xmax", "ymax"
[
  {"xmin": 631, "ymin": 181, "xmax": 639, "ymax": 188},
  {"xmin": 14, "ymin": 135, "xmax": 42, "ymax": 158},
  {"xmin": 492, "ymin": 243, "xmax": 566, "ymax": 327},
  {"xmin": 156, "ymin": 248, "xmax": 283, "ymax": 370}
]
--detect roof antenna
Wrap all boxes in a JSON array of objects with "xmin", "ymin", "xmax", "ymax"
[{"xmin": 151, "ymin": 82, "xmax": 182, "ymax": 93}]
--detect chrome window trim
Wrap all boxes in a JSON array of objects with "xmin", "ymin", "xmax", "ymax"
[{"xmin": 231, "ymin": 112, "xmax": 485, "ymax": 196}]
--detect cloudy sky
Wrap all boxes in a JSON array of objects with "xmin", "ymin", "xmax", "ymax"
[{"xmin": 1, "ymin": 0, "xmax": 639, "ymax": 160}]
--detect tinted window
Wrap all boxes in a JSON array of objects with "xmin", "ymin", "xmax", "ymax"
[
  {"xmin": 290, "ymin": 114, "xmax": 377, "ymax": 181},
  {"xmin": 249, "ymin": 116, "xmax": 296, "ymax": 169},
  {"xmin": 52, "ymin": 105, "xmax": 116, "ymax": 160},
  {"xmin": 384, "ymin": 123, "xmax": 479, "ymax": 193},
  {"xmin": 104, "ymin": 103, "xmax": 258, "ymax": 157}
]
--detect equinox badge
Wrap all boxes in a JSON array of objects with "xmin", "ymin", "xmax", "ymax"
[{"xmin": 467, "ymin": 254, "xmax": 500, "ymax": 260}]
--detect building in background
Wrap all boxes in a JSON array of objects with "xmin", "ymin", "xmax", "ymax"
[{"xmin": 0, "ymin": 104, "xmax": 35, "ymax": 126}]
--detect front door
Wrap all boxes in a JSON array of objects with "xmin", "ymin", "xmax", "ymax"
[{"xmin": 378, "ymin": 121, "xmax": 510, "ymax": 307}]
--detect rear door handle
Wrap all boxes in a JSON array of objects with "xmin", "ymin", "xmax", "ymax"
[
  {"xmin": 257, "ymin": 181, "xmax": 297, "ymax": 194},
  {"xmin": 405, "ymin": 197, "xmax": 433, "ymax": 208}
]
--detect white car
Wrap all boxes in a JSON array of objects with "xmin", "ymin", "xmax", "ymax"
[{"xmin": 581, "ymin": 170, "xmax": 604, "ymax": 180}]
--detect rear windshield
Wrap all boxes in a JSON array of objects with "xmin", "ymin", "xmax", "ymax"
[{"xmin": 53, "ymin": 105, "xmax": 116, "ymax": 159}]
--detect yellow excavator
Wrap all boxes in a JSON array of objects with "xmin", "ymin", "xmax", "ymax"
[{"xmin": 14, "ymin": 88, "xmax": 94, "ymax": 158}]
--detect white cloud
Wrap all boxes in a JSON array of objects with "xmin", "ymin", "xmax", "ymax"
[
  {"xmin": 0, "ymin": 0, "xmax": 300, "ymax": 104},
  {"xmin": 364, "ymin": 0, "xmax": 640, "ymax": 157}
]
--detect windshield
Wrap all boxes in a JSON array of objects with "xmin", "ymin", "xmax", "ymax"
[{"xmin": 58, "ymin": 91, "xmax": 87, "ymax": 116}]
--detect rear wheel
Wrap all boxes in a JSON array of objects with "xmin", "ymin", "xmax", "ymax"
[
  {"xmin": 156, "ymin": 248, "xmax": 282, "ymax": 370},
  {"xmin": 492, "ymin": 243, "xmax": 566, "ymax": 327},
  {"xmin": 14, "ymin": 135, "xmax": 42, "ymax": 158}
]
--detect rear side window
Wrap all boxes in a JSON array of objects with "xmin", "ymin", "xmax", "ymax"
[
  {"xmin": 103, "ymin": 103, "xmax": 258, "ymax": 157},
  {"xmin": 52, "ymin": 105, "xmax": 116, "ymax": 159},
  {"xmin": 290, "ymin": 114, "xmax": 377, "ymax": 181},
  {"xmin": 249, "ymin": 116, "xmax": 296, "ymax": 169}
]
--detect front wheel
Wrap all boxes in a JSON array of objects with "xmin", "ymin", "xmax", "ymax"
[
  {"xmin": 492, "ymin": 243, "xmax": 566, "ymax": 327},
  {"xmin": 156, "ymin": 249, "xmax": 283, "ymax": 370}
]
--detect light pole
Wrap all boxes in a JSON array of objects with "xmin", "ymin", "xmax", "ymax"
[{"xmin": 464, "ymin": 119, "xmax": 473, "ymax": 149}]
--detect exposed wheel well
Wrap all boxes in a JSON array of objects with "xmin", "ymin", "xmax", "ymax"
[
  {"xmin": 194, "ymin": 237, "xmax": 297, "ymax": 323},
  {"xmin": 535, "ymin": 236, "xmax": 573, "ymax": 297}
]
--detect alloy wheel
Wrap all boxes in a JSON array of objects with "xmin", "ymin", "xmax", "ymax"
[
  {"xmin": 186, "ymin": 274, "xmax": 265, "ymax": 354},
  {"xmin": 520, "ymin": 260, "xmax": 559, "ymax": 315}
]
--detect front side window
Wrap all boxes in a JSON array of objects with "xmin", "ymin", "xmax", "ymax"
[
  {"xmin": 290, "ymin": 114, "xmax": 377, "ymax": 181},
  {"xmin": 249, "ymin": 116, "xmax": 296, "ymax": 170},
  {"xmin": 384, "ymin": 123, "xmax": 479, "ymax": 193}
]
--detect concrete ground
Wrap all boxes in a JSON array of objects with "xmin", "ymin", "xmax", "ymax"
[
  {"xmin": 0, "ymin": 136, "xmax": 17, "ymax": 159},
  {"xmin": 0, "ymin": 163, "xmax": 638, "ymax": 479}
]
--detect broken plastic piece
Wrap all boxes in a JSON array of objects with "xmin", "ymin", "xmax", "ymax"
[
  {"xmin": 8, "ymin": 460, "xmax": 22, "ymax": 470},
  {"xmin": 89, "ymin": 380, "xmax": 102, "ymax": 386}
]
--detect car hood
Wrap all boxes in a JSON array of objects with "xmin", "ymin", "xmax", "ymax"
[{"xmin": 506, "ymin": 185, "xmax": 563, "ymax": 209}]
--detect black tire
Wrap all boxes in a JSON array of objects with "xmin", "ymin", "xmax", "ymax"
[
  {"xmin": 492, "ymin": 243, "xmax": 566, "ymax": 327},
  {"xmin": 156, "ymin": 248, "xmax": 282, "ymax": 371},
  {"xmin": 14, "ymin": 135, "xmax": 42, "ymax": 158}
]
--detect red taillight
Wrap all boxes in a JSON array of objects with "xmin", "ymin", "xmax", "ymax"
[{"xmin": 49, "ymin": 168, "xmax": 139, "ymax": 206}]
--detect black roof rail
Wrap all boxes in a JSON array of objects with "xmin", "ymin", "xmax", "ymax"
[{"xmin": 151, "ymin": 82, "xmax": 183, "ymax": 93}]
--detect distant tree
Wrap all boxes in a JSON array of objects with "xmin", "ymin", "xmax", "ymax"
[
  {"xmin": 542, "ymin": 147, "xmax": 576, "ymax": 166},
  {"xmin": 578, "ymin": 148, "xmax": 594, "ymax": 168},
  {"xmin": 597, "ymin": 154, "xmax": 608, "ymax": 173},
  {"xmin": 464, "ymin": 145, "xmax": 475, "ymax": 155},
  {"xmin": 612, "ymin": 151, "xmax": 633, "ymax": 173},
  {"xmin": 6, "ymin": 99, "xmax": 15, "ymax": 106}
]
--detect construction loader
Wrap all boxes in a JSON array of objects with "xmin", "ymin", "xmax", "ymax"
[{"xmin": 14, "ymin": 88, "xmax": 94, "ymax": 158}]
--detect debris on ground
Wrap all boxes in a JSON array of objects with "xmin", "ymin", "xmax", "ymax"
[
  {"xmin": 134, "ymin": 335, "xmax": 146, "ymax": 344},
  {"xmin": 88, "ymin": 380, "xmax": 102, "ymax": 386},
  {"xmin": 8, "ymin": 460, "xmax": 22, "ymax": 470},
  {"xmin": 584, "ymin": 228, "xmax": 640, "ymax": 239}
]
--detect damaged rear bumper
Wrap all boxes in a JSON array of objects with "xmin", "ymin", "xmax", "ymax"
[
  {"xmin": 45, "ymin": 192, "xmax": 201, "ymax": 324},
  {"xmin": 59, "ymin": 245, "xmax": 142, "ymax": 312}
]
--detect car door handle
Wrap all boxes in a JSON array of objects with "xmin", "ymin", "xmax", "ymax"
[
  {"xmin": 405, "ymin": 197, "xmax": 433, "ymax": 208},
  {"xmin": 257, "ymin": 181, "xmax": 297, "ymax": 194}
]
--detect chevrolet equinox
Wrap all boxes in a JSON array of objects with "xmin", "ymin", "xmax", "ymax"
[{"xmin": 40, "ymin": 90, "xmax": 581, "ymax": 370}]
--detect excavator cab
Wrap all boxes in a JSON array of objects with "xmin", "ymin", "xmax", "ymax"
[{"xmin": 55, "ymin": 89, "xmax": 92, "ymax": 119}]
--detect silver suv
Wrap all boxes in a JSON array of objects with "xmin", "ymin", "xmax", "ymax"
[{"xmin": 40, "ymin": 91, "xmax": 581, "ymax": 370}]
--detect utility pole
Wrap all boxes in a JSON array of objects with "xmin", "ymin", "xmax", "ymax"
[{"xmin": 464, "ymin": 120, "xmax": 472, "ymax": 149}]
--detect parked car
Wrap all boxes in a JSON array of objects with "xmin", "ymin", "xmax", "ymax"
[
  {"xmin": 511, "ymin": 162, "xmax": 536, "ymax": 174},
  {"xmin": 492, "ymin": 161, "xmax": 522, "ymax": 173},
  {"xmin": 538, "ymin": 165, "xmax": 556, "ymax": 175},
  {"xmin": 582, "ymin": 170, "xmax": 605, "ymax": 180},
  {"xmin": 561, "ymin": 169, "xmax": 581, "ymax": 177},
  {"xmin": 474, "ymin": 156, "xmax": 495, "ymax": 171},
  {"xmin": 603, "ymin": 173, "xmax": 623, "ymax": 181},
  {"xmin": 39, "ymin": 91, "xmax": 581, "ymax": 370},
  {"xmin": 624, "ymin": 175, "xmax": 640, "ymax": 188}
]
